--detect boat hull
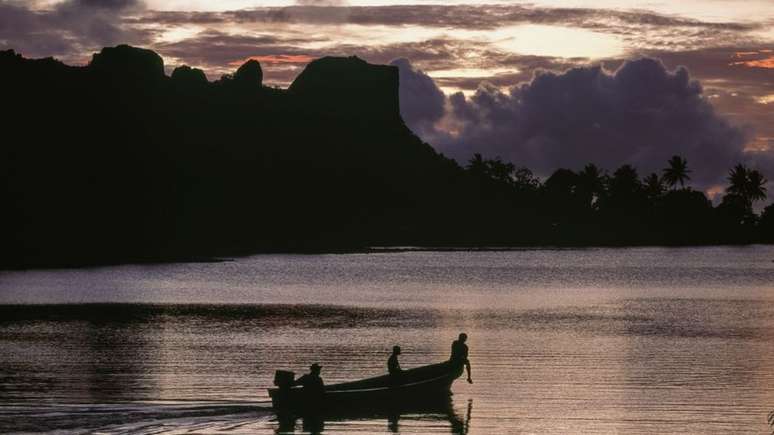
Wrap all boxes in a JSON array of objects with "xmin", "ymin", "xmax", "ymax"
[{"xmin": 269, "ymin": 361, "xmax": 463, "ymax": 413}]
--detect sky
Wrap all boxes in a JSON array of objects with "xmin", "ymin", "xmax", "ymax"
[{"xmin": 2, "ymin": 0, "xmax": 773, "ymax": 196}]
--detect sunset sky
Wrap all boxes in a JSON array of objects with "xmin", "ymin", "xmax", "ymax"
[{"xmin": 2, "ymin": 0, "xmax": 773, "ymax": 194}]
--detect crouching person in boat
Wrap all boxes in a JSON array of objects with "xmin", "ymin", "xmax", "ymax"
[
  {"xmin": 388, "ymin": 345, "xmax": 402, "ymax": 376},
  {"xmin": 450, "ymin": 333, "xmax": 473, "ymax": 384},
  {"xmin": 294, "ymin": 363, "xmax": 325, "ymax": 402}
]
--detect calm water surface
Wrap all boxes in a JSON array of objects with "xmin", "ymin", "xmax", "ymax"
[{"xmin": 1, "ymin": 246, "xmax": 773, "ymax": 433}]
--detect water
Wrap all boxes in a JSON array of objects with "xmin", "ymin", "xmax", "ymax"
[{"xmin": 1, "ymin": 246, "xmax": 773, "ymax": 433}]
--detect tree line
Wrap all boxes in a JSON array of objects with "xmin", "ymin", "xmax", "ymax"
[{"xmin": 464, "ymin": 153, "xmax": 773, "ymax": 245}]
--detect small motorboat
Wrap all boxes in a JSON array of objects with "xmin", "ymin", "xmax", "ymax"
[{"xmin": 268, "ymin": 360, "xmax": 464, "ymax": 412}]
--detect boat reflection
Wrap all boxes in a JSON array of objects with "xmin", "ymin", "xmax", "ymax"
[{"xmin": 273, "ymin": 397, "xmax": 472, "ymax": 434}]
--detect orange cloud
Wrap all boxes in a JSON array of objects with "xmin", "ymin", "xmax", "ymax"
[
  {"xmin": 730, "ymin": 56, "xmax": 774, "ymax": 68},
  {"xmin": 729, "ymin": 49, "xmax": 774, "ymax": 68},
  {"xmin": 741, "ymin": 57, "xmax": 774, "ymax": 68},
  {"xmin": 705, "ymin": 184, "xmax": 725, "ymax": 201},
  {"xmin": 757, "ymin": 95, "xmax": 774, "ymax": 105},
  {"xmin": 228, "ymin": 55, "xmax": 315, "ymax": 66},
  {"xmin": 745, "ymin": 137, "xmax": 772, "ymax": 152}
]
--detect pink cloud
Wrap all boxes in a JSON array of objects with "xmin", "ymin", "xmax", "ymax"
[{"xmin": 228, "ymin": 54, "xmax": 315, "ymax": 66}]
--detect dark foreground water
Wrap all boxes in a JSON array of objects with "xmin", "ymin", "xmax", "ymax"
[{"xmin": 1, "ymin": 246, "xmax": 773, "ymax": 433}]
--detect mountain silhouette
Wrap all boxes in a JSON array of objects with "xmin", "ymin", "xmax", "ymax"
[
  {"xmin": 0, "ymin": 45, "xmax": 479, "ymax": 268},
  {"xmin": 0, "ymin": 45, "xmax": 771, "ymax": 269}
]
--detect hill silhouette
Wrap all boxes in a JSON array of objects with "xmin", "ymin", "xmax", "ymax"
[
  {"xmin": 0, "ymin": 45, "xmax": 482, "ymax": 268},
  {"xmin": 0, "ymin": 45, "xmax": 771, "ymax": 269}
]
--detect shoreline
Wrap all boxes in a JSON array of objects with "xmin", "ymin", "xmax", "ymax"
[{"xmin": 3, "ymin": 242, "xmax": 771, "ymax": 272}]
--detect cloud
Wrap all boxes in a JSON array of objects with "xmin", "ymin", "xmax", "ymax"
[
  {"xmin": 154, "ymin": 34, "xmax": 496, "ymax": 84},
  {"xmin": 632, "ymin": 47, "xmax": 774, "ymax": 157},
  {"xmin": 228, "ymin": 54, "xmax": 316, "ymax": 67},
  {"xmin": 134, "ymin": 4, "xmax": 759, "ymax": 34},
  {"xmin": 131, "ymin": 4, "xmax": 765, "ymax": 55},
  {"xmin": 390, "ymin": 58, "xmax": 446, "ymax": 139},
  {"xmin": 429, "ymin": 58, "xmax": 754, "ymax": 189},
  {"xmin": 65, "ymin": 0, "xmax": 143, "ymax": 10},
  {"xmin": 294, "ymin": 0, "xmax": 347, "ymax": 6},
  {"xmin": 0, "ymin": 0, "xmax": 150, "ymax": 62},
  {"xmin": 730, "ymin": 50, "xmax": 774, "ymax": 69},
  {"xmin": 151, "ymin": 30, "xmax": 324, "ymax": 81}
]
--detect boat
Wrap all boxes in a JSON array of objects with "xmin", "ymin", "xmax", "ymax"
[{"xmin": 268, "ymin": 360, "xmax": 464, "ymax": 412}]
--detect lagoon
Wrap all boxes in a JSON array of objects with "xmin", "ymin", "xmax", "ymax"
[{"xmin": 1, "ymin": 246, "xmax": 773, "ymax": 433}]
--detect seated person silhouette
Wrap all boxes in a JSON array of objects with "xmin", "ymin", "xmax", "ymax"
[
  {"xmin": 450, "ymin": 333, "xmax": 473, "ymax": 384},
  {"xmin": 294, "ymin": 363, "xmax": 325, "ymax": 400},
  {"xmin": 388, "ymin": 345, "xmax": 402, "ymax": 376}
]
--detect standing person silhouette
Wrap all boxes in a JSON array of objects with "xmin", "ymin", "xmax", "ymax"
[
  {"xmin": 388, "ymin": 345, "xmax": 402, "ymax": 375},
  {"xmin": 294, "ymin": 363, "xmax": 325, "ymax": 402},
  {"xmin": 450, "ymin": 333, "xmax": 473, "ymax": 383}
]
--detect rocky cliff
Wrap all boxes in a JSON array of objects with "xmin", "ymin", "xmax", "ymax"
[
  {"xmin": 0, "ymin": 45, "xmax": 467, "ymax": 269},
  {"xmin": 289, "ymin": 56, "xmax": 400, "ymax": 124}
]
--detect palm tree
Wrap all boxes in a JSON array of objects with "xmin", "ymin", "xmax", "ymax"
[
  {"xmin": 662, "ymin": 155, "xmax": 691, "ymax": 189},
  {"xmin": 467, "ymin": 153, "xmax": 486, "ymax": 176},
  {"xmin": 643, "ymin": 173, "xmax": 664, "ymax": 200},
  {"xmin": 746, "ymin": 169, "xmax": 768, "ymax": 203},
  {"xmin": 609, "ymin": 164, "xmax": 642, "ymax": 197},
  {"xmin": 513, "ymin": 167, "xmax": 540, "ymax": 193},
  {"xmin": 726, "ymin": 164, "xmax": 748, "ymax": 197},
  {"xmin": 727, "ymin": 164, "xmax": 768, "ymax": 205},
  {"xmin": 577, "ymin": 164, "xmax": 606, "ymax": 208},
  {"xmin": 578, "ymin": 164, "xmax": 605, "ymax": 194}
]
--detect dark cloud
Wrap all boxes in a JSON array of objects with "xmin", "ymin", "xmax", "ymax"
[
  {"xmin": 134, "ymin": 5, "xmax": 759, "ymax": 35},
  {"xmin": 130, "ymin": 5, "xmax": 765, "ymax": 57},
  {"xmin": 0, "ymin": 0, "xmax": 150, "ymax": 62},
  {"xmin": 152, "ymin": 30, "xmax": 326, "ymax": 81},
  {"xmin": 67, "ymin": 0, "xmax": 142, "ymax": 10},
  {"xmin": 155, "ymin": 35, "xmax": 488, "ymax": 84},
  {"xmin": 643, "ymin": 47, "xmax": 774, "ymax": 157},
  {"xmin": 390, "ymin": 58, "xmax": 446, "ymax": 138},
  {"xmin": 432, "ymin": 58, "xmax": 753, "ymax": 189},
  {"xmin": 155, "ymin": 31, "xmax": 311, "ymax": 64},
  {"xmin": 341, "ymin": 39, "xmax": 487, "ymax": 71},
  {"xmin": 629, "ymin": 47, "xmax": 774, "ymax": 90}
]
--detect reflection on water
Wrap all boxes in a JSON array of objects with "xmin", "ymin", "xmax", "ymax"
[
  {"xmin": 0, "ymin": 402, "xmax": 269, "ymax": 433},
  {"xmin": 1, "ymin": 247, "xmax": 773, "ymax": 433},
  {"xmin": 273, "ymin": 399, "xmax": 471, "ymax": 434}
]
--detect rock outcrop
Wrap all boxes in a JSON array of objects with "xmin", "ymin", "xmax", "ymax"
[
  {"xmin": 289, "ymin": 56, "xmax": 400, "ymax": 123},
  {"xmin": 89, "ymin": 44, "xmax": 165, "ymax": 82},
  {"xmin": 171, "ymin": 65, "xmax": 208, "ymax": 87},
  {"xmin": 233, "ymin": 59, "xmax": 263, "ymax": 86}
]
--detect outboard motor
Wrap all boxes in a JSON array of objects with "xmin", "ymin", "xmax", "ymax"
[{"xmin": 274, "ymin": 370, "xmax": 295, "ymax": 390}]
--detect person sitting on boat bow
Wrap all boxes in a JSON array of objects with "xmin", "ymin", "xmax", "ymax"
[
  {"xmin": 388, "ymin": 345, "xmax": 402, "ymax": 376},
  {"xmin": 450, "ymin": 333, "xmax": 473, "ymax": 384},
  {"xmin": 294, "ymin": 363, "xmax": 325, "ymax": 399}
]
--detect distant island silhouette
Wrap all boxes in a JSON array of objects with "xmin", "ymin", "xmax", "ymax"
[{"xmin": 1, "ymin": 45, "xmax": 772, "ymax": 269}]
